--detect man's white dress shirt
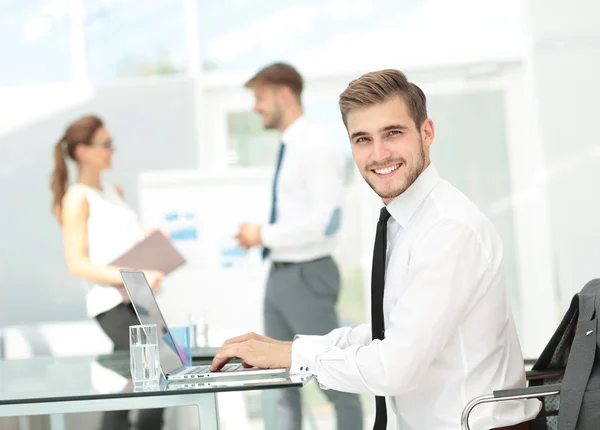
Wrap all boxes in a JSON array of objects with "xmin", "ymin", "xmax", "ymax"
[
  {"xmin": 291, "ymin": 163, "xmax": 541, "ymax": 429},
  {"xmin": 261, "ymin": 115, "xmax": 346, "ymax": 263}
]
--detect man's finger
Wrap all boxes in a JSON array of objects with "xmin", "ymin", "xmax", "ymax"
[
  {"xmin": 210, "ymin": 354, "xmax": 226, "ymax": 371},
  {"xmin": 211, "ymin": 345, "xmax": 238, "ymax": 371},
  {"xmin": 210, "ymin": 358, "xmax": 230, "ymax": 372},
  {"xmin": 210, "ymin": 350, "xmax": 227, "ymax": 370},
  {"xmin": 219, "ymin": 343, "xmax": 238, "ymax": 356}
]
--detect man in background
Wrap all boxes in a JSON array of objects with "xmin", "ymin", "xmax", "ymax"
[{"xmin": 236, "ymin": 62, "xmax": 363, "ymax": 430}]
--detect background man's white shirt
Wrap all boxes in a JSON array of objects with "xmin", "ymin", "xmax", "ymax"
[{"xmin": 261, "ymin": 115, "xmax": 347, "ymax": 262}]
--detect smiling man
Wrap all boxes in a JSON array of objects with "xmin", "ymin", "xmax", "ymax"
[{"xmin": 212, "ymin": 69, "xmax": 541, "ymax": 430}]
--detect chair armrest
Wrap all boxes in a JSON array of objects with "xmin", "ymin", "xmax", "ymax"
[
  {"xmin": 461, "ymin": 384, "xmax": 561, "ymax": 430},
  {"xmin": 494, "ymin": 383, "xmax": 561, "ymax": 398},
  {"xmin": 526, "ymin": 368, "xmax": 565, "ymax": 381}
]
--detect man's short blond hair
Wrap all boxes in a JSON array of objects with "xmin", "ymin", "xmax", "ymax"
[{"xmin": 338, "ymin": 69, "xmax": 427, "ymax": 129}]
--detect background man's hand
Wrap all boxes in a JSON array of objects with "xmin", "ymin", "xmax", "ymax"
[{"xmin": 236, "ymin": 224, "xmax": 263, "ymax": 249}]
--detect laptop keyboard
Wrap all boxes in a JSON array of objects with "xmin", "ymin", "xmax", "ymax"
[{"xmin": 186, "ymin": 363, "xmax": 242, "ymax": 375}]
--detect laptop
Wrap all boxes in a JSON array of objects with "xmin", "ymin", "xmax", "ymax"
[
  {"xmin": 119, "ymin": 269, "xmax": 288, "ymax": 381},
  {"xmin": 165, "ymin": 375, "xmax": 289, "ymax": 391}
]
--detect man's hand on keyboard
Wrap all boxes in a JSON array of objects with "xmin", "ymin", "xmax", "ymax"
[{"xmin": 210, "ymin": 332, "xmax": 292, "ymax": 372}]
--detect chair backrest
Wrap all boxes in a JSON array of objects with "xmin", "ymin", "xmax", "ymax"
[{"xmin": 530, "ymin": 278, "xmax": 600, "ymax": 430}]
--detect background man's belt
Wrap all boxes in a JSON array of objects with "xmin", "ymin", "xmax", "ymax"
[{"xmin": 271, "ymin": 256, "xmax": 329, "ymax": 269}]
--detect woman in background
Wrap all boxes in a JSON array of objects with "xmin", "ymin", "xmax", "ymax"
[{"xmin": 50, "ymin": 114, "xmax": 164, "ymax": 430}]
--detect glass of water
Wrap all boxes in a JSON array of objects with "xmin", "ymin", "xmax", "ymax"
[{"xmin": 129, "ymin": 324, "xmax": 160, "ymax": 386}]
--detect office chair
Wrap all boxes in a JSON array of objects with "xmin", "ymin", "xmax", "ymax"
[{"xmin": 463, "ymin": 279, "xmax": 600, "ymax": 429}]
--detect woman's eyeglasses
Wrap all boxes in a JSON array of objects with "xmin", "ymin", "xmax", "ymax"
[{"xmin": 91, "ymin": 138, "xmax": 113, "ymax": 149}]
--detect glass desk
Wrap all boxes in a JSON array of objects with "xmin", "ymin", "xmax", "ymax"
[{"xmin": 0, "ymin": 352, "xmax": 311, "ymax": 430}]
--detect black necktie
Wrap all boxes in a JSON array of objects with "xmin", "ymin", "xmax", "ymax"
[{"xmin": 371, "ymin": 207, "xmax": 391, "ymax": 429}]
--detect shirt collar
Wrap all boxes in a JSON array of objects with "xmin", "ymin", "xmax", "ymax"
[
  {"xmin": 281, "ymin": 115, "xmax": 306, "ymax": 145},
  {"xmin": 386, "ymin": 162, "xmax": 441, "ymax": 228}
]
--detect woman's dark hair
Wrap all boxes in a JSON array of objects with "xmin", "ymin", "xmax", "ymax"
[{"xmin": 51, "ymin": 115, "xmax": 104, "ymax": 219}]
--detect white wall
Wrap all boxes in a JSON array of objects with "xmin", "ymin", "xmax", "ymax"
[{"xmin": 527, "ymin": 0, "xmax": 600, "ymax": 311}]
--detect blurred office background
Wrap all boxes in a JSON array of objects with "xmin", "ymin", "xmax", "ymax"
[{"xmin": 1, "ymin": 0, "xmax": 599, "ymax": 428}]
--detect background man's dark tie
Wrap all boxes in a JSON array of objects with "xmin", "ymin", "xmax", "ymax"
[
  {"xmin": 371, "ymin": 206, "xmax": 391, "ymax": 429},
  {"xmin": 262, "ymin": 142, "xmax": 285, "ymax": 259}
]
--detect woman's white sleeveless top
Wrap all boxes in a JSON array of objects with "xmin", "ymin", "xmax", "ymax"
[{"xmin": 69, "ymin": 183, "xmax": 145, "ymax": 317}]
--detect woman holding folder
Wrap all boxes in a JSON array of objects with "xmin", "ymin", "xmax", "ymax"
[{"xmin": 50, "ymin": 114, "xmax": 165, "ymax": 430}]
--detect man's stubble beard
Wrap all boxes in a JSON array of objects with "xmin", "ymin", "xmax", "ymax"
[{"xmin": 363, "ymin": 139, "xmax": 426, "ymax": 201}]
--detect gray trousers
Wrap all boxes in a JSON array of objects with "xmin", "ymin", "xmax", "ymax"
[
  {"xmin": 264, "ymin": 256, "xmax": 364, "ymax": 430},
  {"xmin": 96, "ymin": 303, "xmax": 164, "ymax": 430}
]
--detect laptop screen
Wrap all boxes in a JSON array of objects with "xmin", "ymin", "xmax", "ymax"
[{"xmin": 119, "ymin": 270, "xmax": 188, "ymax": 376}]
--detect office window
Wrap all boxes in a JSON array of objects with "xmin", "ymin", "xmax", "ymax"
[
  {"xmin": 429, "ymin": 90, "xmax": 520, "ymax": 306},
  {"xmin": 84, "ymin": 0, "xmax": 187, "ymax": 82},
  {"xmin": 226, "ymin": 111, "xmax": 280, "ymax": 166},
  {"xmin": 0, "ymin": 1, "xmax": 71, "ymax": 85}
]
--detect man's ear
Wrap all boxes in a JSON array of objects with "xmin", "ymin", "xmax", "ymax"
[
  {"xmin": 279, "ymin": 86, "xmax": 295, "ymax": 106},
  {"xmin": 421, "ymin": 118, "xmax": 435, "ymax": 149}
]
